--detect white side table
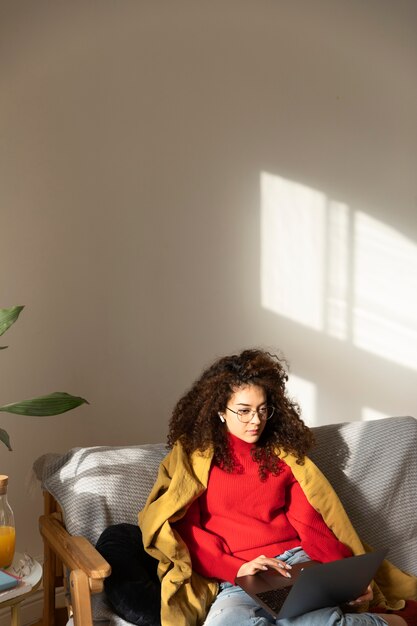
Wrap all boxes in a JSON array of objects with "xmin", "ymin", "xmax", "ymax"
[{"xmin": 1, "ymin": 552, "xmax": 43, "ymax": 626}]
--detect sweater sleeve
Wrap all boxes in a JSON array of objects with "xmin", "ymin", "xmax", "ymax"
[
  {"xmin": 174, "ymin": 497, "xmax": 246, "ymax": 584},
  {"xmin": 285, "ymin": 476, "xmax": 353, "ymax": 562}
]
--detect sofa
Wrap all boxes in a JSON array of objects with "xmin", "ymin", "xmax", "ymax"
[{"xmin": 35, "ymin": 415, "xmax": 417, "ymax": 626}]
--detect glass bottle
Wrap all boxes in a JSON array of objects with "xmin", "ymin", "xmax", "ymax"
[{"xmin": 0, "ymin": 475, "xmax": 15, "ymax": 568}]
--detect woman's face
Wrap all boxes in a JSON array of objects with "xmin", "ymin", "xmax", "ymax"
[{"xmin": 220, "ymin": 384, "xmax": 267, "ymax": 444}]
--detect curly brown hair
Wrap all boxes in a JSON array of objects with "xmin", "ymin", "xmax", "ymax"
[{"xmin": 167, "ymin": 349, "xmax": 314, "ymax": 480}]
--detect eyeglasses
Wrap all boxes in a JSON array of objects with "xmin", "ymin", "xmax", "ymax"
[
  {"xmin": 9, "ymin": 552, "xmax": 34, "ymax": 578},
  {"xmin": 226, "ymin": 406, "xmax": 275, "ymax": 423}
]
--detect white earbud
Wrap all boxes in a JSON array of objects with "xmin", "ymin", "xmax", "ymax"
[{"xmin": 218, "ymin": 413, "xmax": 225, "ymax": 423}]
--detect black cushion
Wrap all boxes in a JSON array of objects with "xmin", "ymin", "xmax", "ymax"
[{"xmin": 95, "ymin": 523, "xmax": 161, "ymax": 626}]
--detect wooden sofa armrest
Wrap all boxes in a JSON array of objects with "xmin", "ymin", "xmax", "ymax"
[
  {"xmin": 40, "ymin": 514, "xmax": 111, "ymax": 584},
  {"xmin": 39, "ymin": 509, "xmax": 111, "ymax": 626}
]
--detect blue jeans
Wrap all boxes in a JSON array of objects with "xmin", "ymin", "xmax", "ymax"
[{"xmin": 203, "ymin": 548, "xmax": 388, "ymax": 626}]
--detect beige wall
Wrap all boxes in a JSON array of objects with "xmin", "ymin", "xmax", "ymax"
[{"xmin": 1, "ymin": 0, "xmax": 416, "ymax": 561}]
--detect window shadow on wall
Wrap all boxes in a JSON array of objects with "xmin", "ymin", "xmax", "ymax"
[{"xmin": 260, "ymin": 172, "xmax": 417, "ymax": 424}]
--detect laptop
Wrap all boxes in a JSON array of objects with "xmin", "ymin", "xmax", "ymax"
[{"xmin": 236, "ymin": 548, "xmax": 388, "ymax": 620}]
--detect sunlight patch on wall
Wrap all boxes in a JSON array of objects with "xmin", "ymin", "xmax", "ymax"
[
  {"xmin": 261, "ymin": 172, "xmax": 349, "ymax": 339},
  {"xmin": 361, "ymin": 407, "xmax": 390, "ymax": 421},
  {"xmin": 326, "ymin": 200, "xmax": 350, "ymax": 340},
  {"xmin": 261, "ymin": 171, "xmax": 417, "ymax": 371},
  {"xmin": 354, "ymin": 212, "xmax": 417, "ymax": 370},
  {"xmin": 261, "ymin": 173, "xmax": 325, "ymax": 331},
  {"xmin": 286, "ymin": 373, "xmax": 317, "ymax": 427}
]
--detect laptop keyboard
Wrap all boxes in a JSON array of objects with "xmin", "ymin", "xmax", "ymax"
[{"xmin": 256, "ymin": 586, "xmax": 292, "ymax": 612}]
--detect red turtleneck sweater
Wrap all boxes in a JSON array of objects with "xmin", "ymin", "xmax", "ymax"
[{"xmin": 173, "ymin": 433, "xmax": 352, "ymax": 584}]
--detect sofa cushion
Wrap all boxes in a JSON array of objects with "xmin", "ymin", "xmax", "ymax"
[
  {"xmin": 39, "ymin": 443, "xmax": 167, "ymax": 545},
  {"xmin": 309, "ymin": 416, "xmax": 417, "ymax": 577},
  {"xmin": 96, "ymin": 523, "xmax": 161, "ymax": 626}
]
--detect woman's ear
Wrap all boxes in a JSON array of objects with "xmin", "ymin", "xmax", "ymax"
[{"xmin": 218, "ymin": 412, "xmax": 225, "ymax": 423}]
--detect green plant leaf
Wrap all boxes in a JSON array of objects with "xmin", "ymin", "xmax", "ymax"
[
  {"xmin": 0, "ymin": 392, "xmax": 89, "ymax": 416},
  {"xmin": 0, "ymin": 429, "xmax": 12, "ymax": 451},
  {"xmin": 0, "ymin": 306, "xmax": 24, "ymax": 337}
]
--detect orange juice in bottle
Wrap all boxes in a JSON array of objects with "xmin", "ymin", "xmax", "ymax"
[{"xmin": 0, "ymin": 475, "xmax": 15, "ymax": 568}]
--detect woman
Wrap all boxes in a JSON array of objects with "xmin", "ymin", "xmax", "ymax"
[{"xmin": 139, "ymin": 349, "xmax": 408, "ymax": 626}]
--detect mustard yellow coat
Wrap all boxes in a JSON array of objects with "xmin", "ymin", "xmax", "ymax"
[{"xmin": 139, "ymin": 441, "xmax": 417, "ymax": 626}]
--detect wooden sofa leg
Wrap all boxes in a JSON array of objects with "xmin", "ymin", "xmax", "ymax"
[
  {"xmin": 70, "ymin": 570, "xmax": 93, "ymax": 626},
  {"xmin": 43, "ymin": 540, "xmax": 57, "ymax": 626}
]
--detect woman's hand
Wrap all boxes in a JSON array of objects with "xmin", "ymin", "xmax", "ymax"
[
  {"xmin": 348, "ymin": 584, "xmax": 373, "ymax": 606},
  {"xmin": 236, "ymin": 555, "xmax": 292, "ymax": 578}
]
